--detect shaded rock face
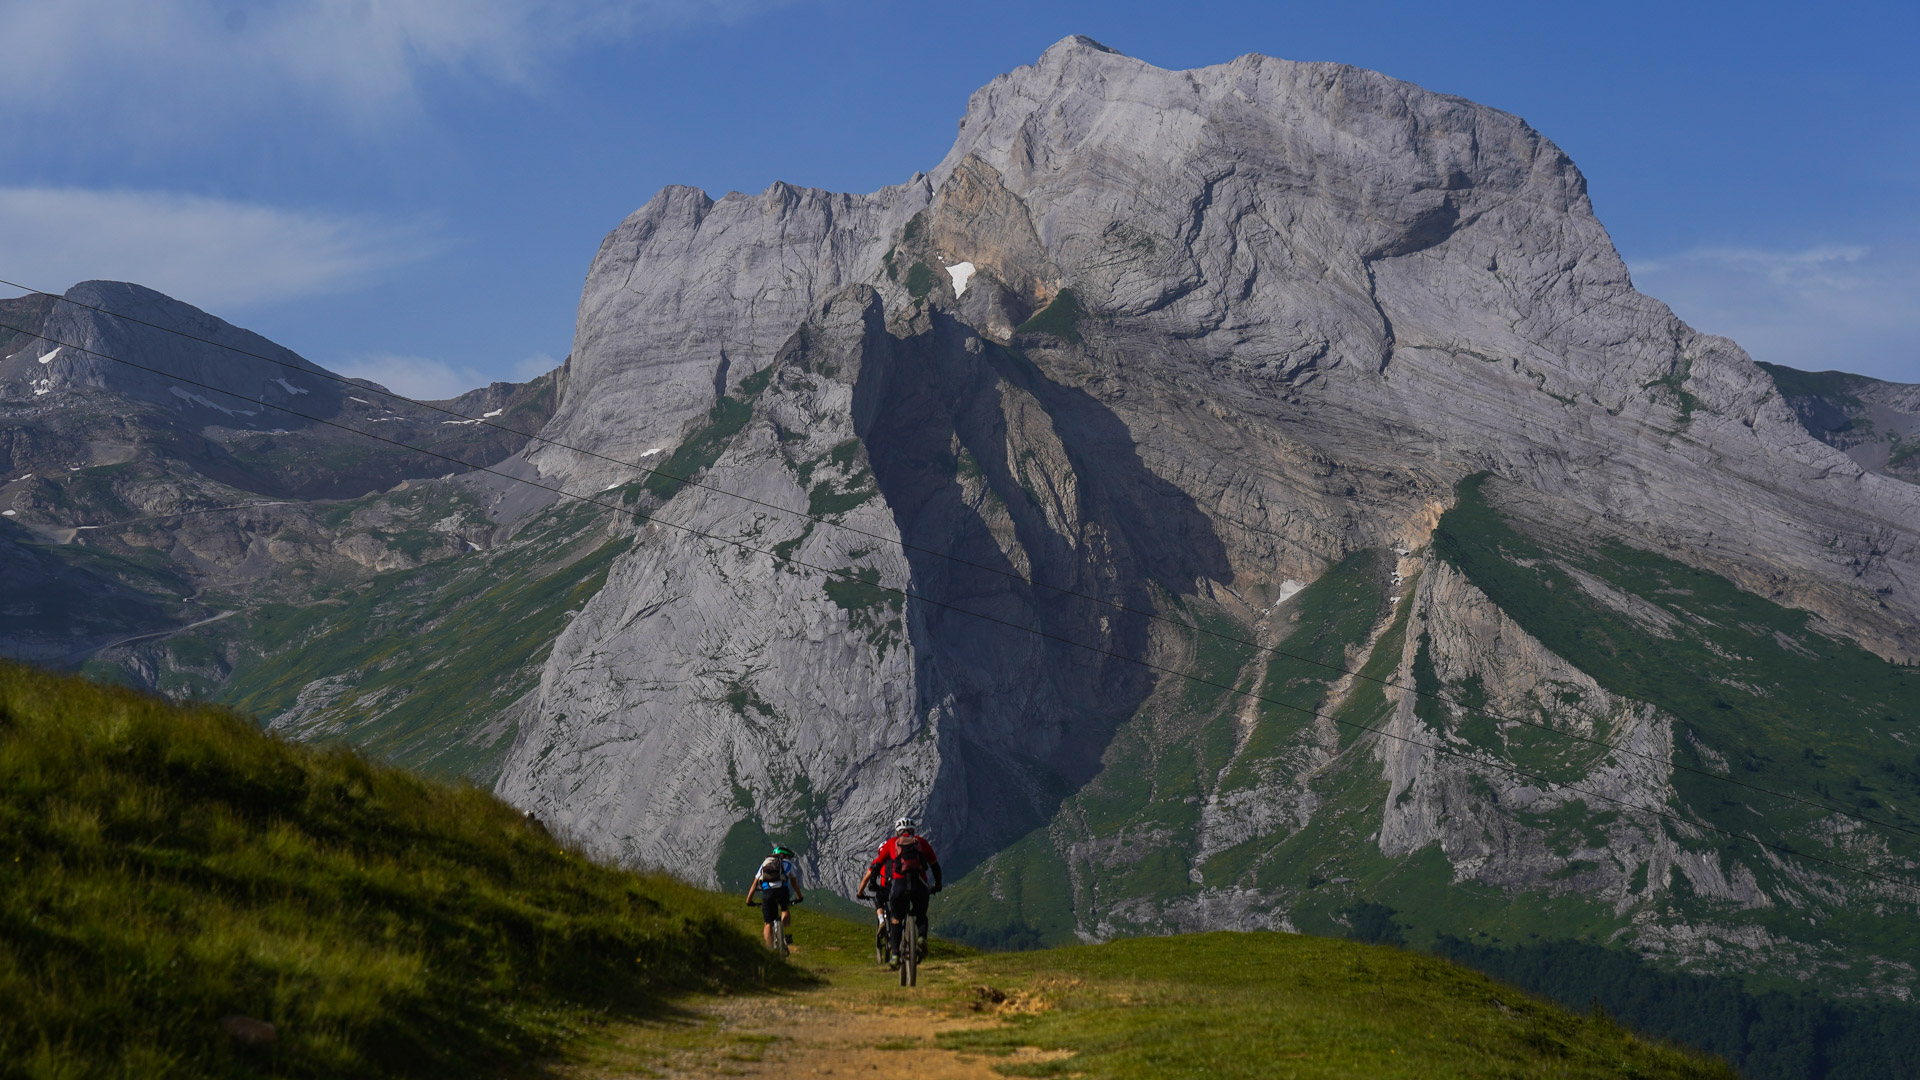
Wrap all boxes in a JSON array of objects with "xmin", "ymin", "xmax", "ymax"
[
  {"xmin": 2, "ymin": 281, "xmax": 347, "ymax": 421},
  {"xmin": 498, "ymin": 287, "xmax": 1230, "ymax": 878}
]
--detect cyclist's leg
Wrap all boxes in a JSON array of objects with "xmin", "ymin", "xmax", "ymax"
[
  {"xmin": 759, "ymin": 888, "xmax": 785, "ymax": 946},
  {"xmin": 910, "ymin": 879, "xmax": 931, "ymax": 957},
  {"xmin": 885, "ymin": 878, "xmax": 911, "ymax": 959}
]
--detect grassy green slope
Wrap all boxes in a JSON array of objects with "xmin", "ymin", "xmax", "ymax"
[
  {"xmin": 587, "ymin": 900, "xmax": 1728, "ymax": 1079},
  {"xmin": 943, "ymin": 932, "xmax": 1730, "ymax": 1079},
  {"xmin": 209, "ymin": 497, "xmax": 630, "ymax": 782},
  {"xmin": 1433, "ymin": 475, "xmax": 1920, "ymax": 969},
  {"xmin": 0, "ymin": 661, "xmax": 780, "ymax": 1079}
]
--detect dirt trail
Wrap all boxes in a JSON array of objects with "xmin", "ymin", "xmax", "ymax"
[{"xmin": 550, "ymin": 948, "xmax": 1071, "ymax": 1079}]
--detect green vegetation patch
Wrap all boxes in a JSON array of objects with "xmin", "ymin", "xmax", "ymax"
[
  {"xmin": 1642, "ymin": 365, "xmax": 1701, "ymax": 423},
  {"xmin": 0, "ymin": 661, "xmax": 782, "ymax": 1080},
  {"xmin": 1434, "ymin": 936, "xmax": 1920, "ymax": 1079},
  {"xmin": 905, "ymin": 261, "xmax": 936, "ymax": 301},
  {"xmin": 934, "ymin": 827, "xmax": 1078, "ymax": 952},
  {"xmin": 807, "ymin": 474, "xmax": 877, "ymax": 517},
  {"xmin": 1432, "ymin": 474, "xmax": 1920, "ymax": 861},
  {"xmin": 1014, "ymin": 289, "xmax": 1085, "ymax": 344},
  {"xmin": 1224, "ymin": 551, "xmax": 1391, "ymax": 790},
  {"xmin": 217, "ymin": 499, "xmax": 630, "ymax": 782},
  {"xmin": 1889, "ymin": 436, "xmax": 1920, "ymax": 469},
  {"xmin": 939, "ymin": 932, "xmax": 1731, "ymax": 1079},
  {"xmin": 635, "ymin": 366, "xmax": 774, "ymax": 509},
  {"xmin": 821, "ymin": 567, "xmax": 904, "ymax": 651}
]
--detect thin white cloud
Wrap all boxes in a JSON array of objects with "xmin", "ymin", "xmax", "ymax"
[
  {"xmin": 0, "ymin": 0, "xmax": 776, "ymax": 129},
  {"xmin": 0, "ymin": 187, "xmax": 432, "ymax": 311},
  {"xmin": 334, "ymin": 351, "xmax": 560, "ymax": 399},
  {"xmin": 512, "ymin": 351, "xmax": 562, "ymax": 381},
  {"xmin": 1631, "ymin": 241, "xmax": 1920, "ymax": 384},
  {"xmin": 335, "ymin": 353, "xmax": 493, "ymax": 400}
]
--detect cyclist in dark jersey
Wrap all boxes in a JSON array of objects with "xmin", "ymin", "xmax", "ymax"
[
  {"xmin": 856, "ymin": 817, "xmax": 941, "ymax": 966},
  {"xmin": 744, "ymin": 845, "xmax": 803, "ymax": 949}
]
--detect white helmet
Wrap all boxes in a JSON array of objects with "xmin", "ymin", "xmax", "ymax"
[{"xmin": 894, "ymin": 816, "xmax": 917, "ymax": 834}]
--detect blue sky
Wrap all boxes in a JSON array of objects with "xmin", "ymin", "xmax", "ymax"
[{"xmin": 2, "ymin": 0, "xmax": 1915, "ymax": 395}]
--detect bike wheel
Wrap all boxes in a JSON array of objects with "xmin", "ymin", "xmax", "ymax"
[{"xmin": 901, "ymin": 919, "xmax": 919, "ymax": 987}]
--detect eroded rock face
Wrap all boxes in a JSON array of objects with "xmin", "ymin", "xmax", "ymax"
[
  {"xmin": 527, "ymin": 182, "xmax": 932, "ymax": 492},
  {"xmin": 500, "ymin": 289, "xmax": 928, "ymax": 881},
  {"xmin": 488, "ymin": 39, "xmax": 1920, "ymax": 990}
]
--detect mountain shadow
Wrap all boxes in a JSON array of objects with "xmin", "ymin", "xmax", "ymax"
[{"xmin": 855, "ymin": 307, "xmax": 1232, "ymax": 871}]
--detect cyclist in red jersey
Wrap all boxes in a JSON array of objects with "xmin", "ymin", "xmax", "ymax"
[{"xmin": 856, "ymin": 816, "xmax": 942, "ymax": 966}]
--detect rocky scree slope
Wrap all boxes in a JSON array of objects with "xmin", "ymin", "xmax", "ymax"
[{"xmin": 493, "ymin": 37, "xmax": 1920, "ymax": 998}]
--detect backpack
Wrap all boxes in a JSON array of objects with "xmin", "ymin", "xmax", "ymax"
[
  {"xmin": 891, "ymin": 835, "xmax": 928, "ymax": 877},
  {"xmin": 759, "ymin": 856, "xmax": 787, "ymax": 887}
]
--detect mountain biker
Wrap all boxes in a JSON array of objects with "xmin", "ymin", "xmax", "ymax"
[
  {"xmin": 744, "ymin": 845, "xmax": 804, "ymax": 949},
  {"xmin": 856, "ymin": 817, "xmax": 941, "ymax": 967},
  {"xmin": 854, "ymin": 844, "xmax": 894, "ymax": 961}
]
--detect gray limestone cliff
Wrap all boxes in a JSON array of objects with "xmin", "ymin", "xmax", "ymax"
[{"xmin": 493, "ymin": 37, "xmax": 1920, "ymax": 990}]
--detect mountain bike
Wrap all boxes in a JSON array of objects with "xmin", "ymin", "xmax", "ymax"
[
  {"xmin": 749, "ymin": 895, "xmax": 799, "ymax": 958},
  {"xmin": 898, "ymin": 912, "xmax": 920, "ymax": 987}
]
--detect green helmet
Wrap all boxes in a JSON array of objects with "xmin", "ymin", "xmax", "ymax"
[{"xmin": 771, "ymin": 845, "xmax": 794, "ymax": 857}]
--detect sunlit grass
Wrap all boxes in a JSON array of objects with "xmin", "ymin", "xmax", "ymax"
[
  {"xmin": 0, "ymin": 660, "xmax": 781, "ymax": 1079},
  {"xmin": 936, "ymin": 932, "xmax": 1735, "ymax": 1079}
]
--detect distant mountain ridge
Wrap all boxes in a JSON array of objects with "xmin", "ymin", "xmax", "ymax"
[
  {"xmin": 0, "ymin": 280, "xmax": 566, "ymax": 768},
  {"xmin": 5, "ymin": 36, "xmax": 1919, "ymax": 1016}
]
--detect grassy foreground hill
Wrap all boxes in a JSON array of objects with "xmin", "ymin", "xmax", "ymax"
[
  {"xmin": 0, "ymin": 660, "xmax": 780, "ymax": 1078},
  {"xmin": 1, "ymin": 661, "xmax": 1729, "ymax": 1078}
]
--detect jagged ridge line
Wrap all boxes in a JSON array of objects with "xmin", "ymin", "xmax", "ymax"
[
  {"xmin": 5, "ymin": 281, "xmax": 1917, "ymax": 842},
  {"xmin": 2, "ymin": 316, "xmax": 1915, "ymax": 894}
]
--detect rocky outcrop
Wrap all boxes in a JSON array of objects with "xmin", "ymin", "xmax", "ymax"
[
  {"xmin": 526, "ymin": 182, "xmax": 932, "ymax": 492},
  {"xmin": 1761, "ymin": 361, "xmax": 1920, "ymax": 487}
]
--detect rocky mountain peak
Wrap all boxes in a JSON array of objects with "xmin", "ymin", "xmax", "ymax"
[
  {"xmin": 1, "ymin": 279, "xmax": 344, "ymax": 422},
  {"xmin": 487, "ymin": 43, "xmax": 1920, "ymax": 926}
]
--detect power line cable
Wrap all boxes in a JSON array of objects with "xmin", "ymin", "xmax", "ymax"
[
  {"xmin": 5, "ymin": 281, "xmax": 1917, "ymax": 841},
  {"xmin": 2, "ymin": 315, "xmax": 1916, "ymax": 896}
]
